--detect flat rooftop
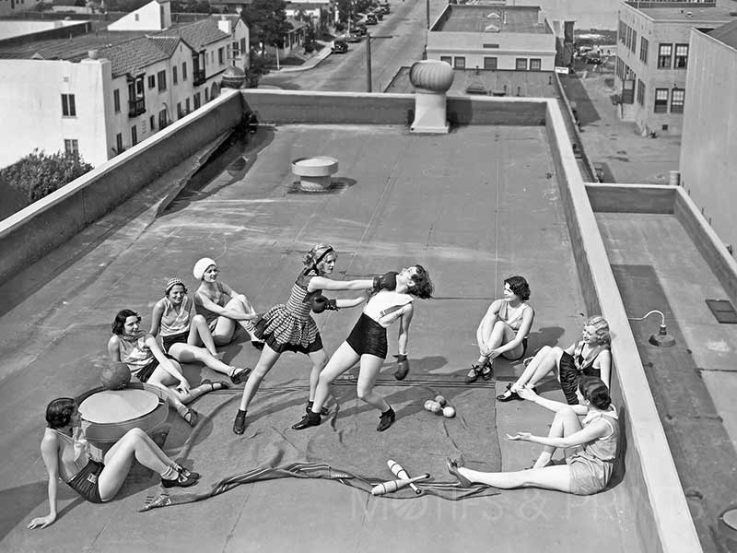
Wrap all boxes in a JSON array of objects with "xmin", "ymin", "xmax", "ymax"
[
  {"xmin": 631, "ymin": 4, "xmax": 736, "ymax": 22},
  {"xmin": 432, "ymin": 5, "xmax": 551, "ymax": 34}
]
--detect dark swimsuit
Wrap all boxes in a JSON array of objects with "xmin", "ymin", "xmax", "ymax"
[
  {"xmin": 346, "ymin": 313, "xmax": 388, "ymax": 359},
  {"xmin": 67, "ymin": 460, "xmax": 104, "ymax": 503},
  {"xmin": 559, "ymin": 341, "xmax": 606, "ymax": 405}
]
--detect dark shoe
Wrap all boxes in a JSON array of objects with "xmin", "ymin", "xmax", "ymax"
[
  {"xmin": 496, "ymin": 383, "xmax": 520, "ymax": 402},
  {"xmin": 292, "ymin": 411, "xmax": 321, "ymax": 430},
  {"xmin": 182, "ymin": 409, "xmax": 199, "ymax": 427},
  {"xmin": 202, "ymin": 378, "xmax": 230, "ymax": 391},
  {"xmin": 465, "ymin": 364, "xmax": 482, "ymax": 384},
  {"xmin": 446, "ymin": 457, "xmax": 473, "ymax": 487},
  {"xmin": 233, "ymin": 410, "xmax": 247, "ymax": 435},
  {"xmin": 377, "ymin": 408, "xmax": 395, "ymax": 432},
  {"xmin": 306, "ymin": 401, "xmax": 329, "ymax": 416},
  {"xmin": 161, "ymin": 469, "xmax": 199, "ymax": 488},
  {"xmin": 481, "ymin": 362, "xmax": 493, "ymax": 381},
  {"xmin": 176, "ymin": 466, "xmax": 200, "ymax": 480},
  {"xmin": 230, "ymin": 367, "xmax": 251, "ymax": 385}
]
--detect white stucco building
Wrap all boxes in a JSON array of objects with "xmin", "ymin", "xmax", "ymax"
[{"xmin": 0, "ymin": 0, "xmax": 249, "ymax": 168}]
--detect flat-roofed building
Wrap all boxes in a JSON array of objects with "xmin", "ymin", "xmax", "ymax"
[
  {"xmin": 614, "ymin": 1, "xmax": 732, "ymax": 136},
  {"xmin": 426, "ymin": 5, "xmax": 556, "ymax": 73},
  {"xmin": 680, "ymin": 19, "xmax": 737, "ymax": 253},
  {"xmin": 0, "ymin": 0, "xmax": 249, "ymax": 168}
]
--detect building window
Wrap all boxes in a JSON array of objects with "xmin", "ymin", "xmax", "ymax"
[
  {"xmin": 529, "ymin": 58, "xmax": 541, "ymax": 71},
  {"xmin": 177, "ymin": 102, "xmax": 183, "ymax": 118},
  {"xmin": 158, "ymin": 109, "xmax": 167, "ymax": 129},
  {"xmin": 440, "ymin": 56, "xmax": 452, "ymax": 65},
  {"xmin": 674, "ymin": 44, "xmax": 688, "ymax": 69},
  {"xmin": 654, "ymin": 88, "xmax": 669, "ymax": 113},
  {"xmin": 671, "ymin": 88, "xmax": 685, "ymax": 113},
  {"xmin": 515, "ymin": 58, "xmax": 527, "ymax": 71},
  {"xmin": 240, "ymin": 38, "xmax": 246, "ymax": 54},
  {"xmin": 232, "ymin": 41, "xmax": 239, "ymax": 56},
  {"xmin": 173, "ymin": 66, "xmax": 178, "ymax": 85},
  {"xmin": 637, "ymin": 79, "xmax": 645, "ymax": 105},
  {"xmin": 185, "ymin": 98, "xmax": 191, "ymax": 113},
  {"xmin": 182, "ymin": 62, "xmax": 188, "ymax": 81},
  {"xmin": 453, "ymin": 56, "xmax": 465, "ymax": 69},
  {"xmin": 64, "ymin": 139, "xmax": 78, "ymax": 155},
  {"xmin": 115, "ymin": 133, "xmax": 123, "ymax": 154},
  {"xmin": 218, "ymin": 47, "xmax": 225, "ymax": 65},
  {"xmin": 483, "ymin": 56, "xmax": 497, "ymax": 70},
  {"xmin": 157, "ymin": 70, "xmax": 167, "ymax": 91},
  {"xmin": 631, "ymin": 30, "xmax": 637, "ymax": 53},
  {"xmin": 640, "ymin": 37, "xmax": 648, "ymax": 64},
  {"xmin": 113, "ymin": 89, "xmax": 120, "ymax": 113},
  {"xmin": 150, "ymin": 115, "xmax": 156, "ymax": 130},
  {"xmin": 61, "ymin": 93, "xmax": 76, "ymax": 117},
  {"xmin": 205, "ymin": 88, "xmax": 210, "ymax": 102},
  {"xmin": 622, "ymin": 77, "xmax": 635, "ymax": 104},
  {"xmin": 194, "ymin": 92, "xmax": 201, "ymax": 109},
  {"xmin": 657, "ymin": 44, "xmax": 672, "ymax": 69},
  {"xmin": 625, "ymin": 26, "xmax": 632, "ymax": 50},
  {"xmin": 131, "ymin": 125, "xmax": 138, "ymax": 145}
]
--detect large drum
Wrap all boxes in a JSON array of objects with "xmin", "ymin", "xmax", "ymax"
[{"xmin": 78, "ymin": 383, "xmax": 169, "ymax": 446}]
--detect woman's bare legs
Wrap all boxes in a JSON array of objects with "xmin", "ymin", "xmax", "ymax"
[
  {"xmin": 147, "ymin": 367, "xmax": 214, "ymax": 424},
  {"xmin": 238, "ymin": 345, "xmax": 281, "ymax": 412},
  {"xmin": 169, "ymin": 342, "xmax": 241, "ymax": 378},
  {"xmin": 310, "ymin": 342, "xmax": 360, "ymax": 414},
  {"xmin": 98, "ymin": 428, "xmax": 179, "ymax": 501},
  {"xmin": 509, "ymin": 346, "xmax": 564, "ymax": 392},
  {"xmin": 211, "ymin": 298, "xmax": 262, "ymax": 345},
  {"xmin": 356, "ymin": 355, "xmax": 390, "ymax": 412},
  {"xmin": 307, "ymin": 349, "xmax": 329, "ymax": 403},
  {"xmin": 188, "ymin": 314, "xmax": 221, "ymax": 357}
]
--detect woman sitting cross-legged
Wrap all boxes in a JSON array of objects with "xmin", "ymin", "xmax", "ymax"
[
  {"xmin": 448, "ymin": 376, "xmax": 619, "ymax": 496},
  {"xmin": 28, "ymin": 397, "xmax": 199, "ymax": 530},
  {"xmin": 151, "ymin": 277, "xmax": 251, "ymax": 386},
  {"xmin": 497, "ymin": 316, "xmax": 611, "ymax": 404}
]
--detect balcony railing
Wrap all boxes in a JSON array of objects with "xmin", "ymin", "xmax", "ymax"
[
  {"xmin": 193, "ymin": 68, "xmax": 206, "ymax": 86},
  {"xmin": 128, "ymin": 98, "xmax": 146, "ymax": 117}
]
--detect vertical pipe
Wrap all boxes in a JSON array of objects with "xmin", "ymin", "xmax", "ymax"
[{"xmin": 366, "ymin": 33, "xmax": 372, "ymax": 92}]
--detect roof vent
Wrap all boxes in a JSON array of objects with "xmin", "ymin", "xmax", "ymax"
[
  {"xmin": 686, "ymin": 11, "xmax": 693, "ymax": 17},
  {"xmin": 484, "ymin": 23, "xmax": 500, "ymax": 32}
]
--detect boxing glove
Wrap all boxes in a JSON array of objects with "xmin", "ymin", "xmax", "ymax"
[
  {"xmin": 372, "ymin": 271, "xmax": 398, "ymax": 294},
  {"xmin": 393, "ymin": 354, "xmax": 410, "ymax": 381},
  {"xmin": 311, "ymin": 295, "xmax": 338, "ymax": 313}
]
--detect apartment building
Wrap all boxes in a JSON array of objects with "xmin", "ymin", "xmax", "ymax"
[
  {"xmin": 0, "ymin": 0, "xmax": 249, "ymax": 167},
  {"xmin": 614, "ymin": 0, "xmax": 732, "ymax": 135},
  {"xmin": 426, "ymin": 5, "xmax": 556, "ymax": 73}
]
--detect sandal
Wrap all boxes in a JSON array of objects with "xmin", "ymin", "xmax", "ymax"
[
  {"xmin": 182, "ymin": 409, "xmax": 199, "ymax": 427},
  {"xmin": 202, "ymin": 379, "xmax": 230, "ymax": 392},
  {"xmin": 480, "ymin": 362, "xmax": 493, "ymax": 381},
  {"xmin": 446, "ymin": 457, "xmax": 473, "ymax": 487},
  {"xmin": 465, "ymin": 364, "xmax": 482, "ymax": 384},
  {"xmin": 230, "ymin": 367, "xmax": 252, "ymax": 385},
  {"xmin": 496, "ymin": 383, "xmax": 521, "ymax": 402}
]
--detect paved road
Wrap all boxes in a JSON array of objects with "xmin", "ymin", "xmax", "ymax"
[{"xmin": 262, "ymin": 0, "xmax": 445, "ymax": 92}]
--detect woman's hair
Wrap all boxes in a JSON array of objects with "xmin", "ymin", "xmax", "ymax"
[
  {"xmin": 45, "ymin": 397, "xmax": 76, "ymax": 429},
  {"xmin": 408, "ymin": 265, "xmax": 434, "ymax": 299},
  {"xmin": 504, "ymin": 275, "xmax": 530, "ymax": 301},
  {"xmin": 112, "ymin": 309, "xmax": 140, "ymax": 335},
  {"xmin": 303, "ymin": 243, "xmax": 336, "ymax": 275},
  {"xmin": 165, "ymin": 277, "xmax": 187, "ymax": 296},
  {"xmin": 579, "ymin": 376, "xmax": 611, "ymax": 410},
  {"xmin": 586, "ymin": 315, "xmax": 611, "ymax": 346}
]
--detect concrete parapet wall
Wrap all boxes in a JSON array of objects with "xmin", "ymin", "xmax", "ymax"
[
  {"xmin": 545, "ymin": 101, "xmax": 703, "ymax": 553},
  {"xmin": 0, "ymin": 89, "xmax": 243, "ymax": 285},
  {"xmin": 240, "ymin": 89, "xmax": 547, "ymax": 126},
  {"xmin": 586, "ymin": 183, "xmax": 676, "ymax": 214}
]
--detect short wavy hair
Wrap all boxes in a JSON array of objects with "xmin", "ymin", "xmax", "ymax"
[
  {"xmin": 408, "ymin": 265, "xmax": 434, "ymax": 299},
  {"xmin": 585, "ymin": 315, "xmax": 611, "ymax": 346},
  {"xmin": 504, "ymin": 275, "xmax": 530, "ymax": 301},
  {"xmin": 45, "ymin": 397, "xmax": 77, "ymax": 429},
  {"xmin": 579, "ymin": 376, "xmax": 611, "ymax": 410},
  {"xmin": 303, "ymin": 243, "xmax": 336, "ymax": 274},
  {"xmin": 112, "ymin": 309, "xmax": 140, "ymax": 335}
]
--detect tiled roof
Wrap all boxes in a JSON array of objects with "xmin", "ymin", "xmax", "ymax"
[
  {"xmin": 163, "ymin": 18, "xmax": 231, "ymax": 50},
  {"xmin": 709, "ymin": 19, "xmax": 737, "ymax": 50},
  {"xmin": 147, "ymin": 35, "xmax": 180, "ymax": 57},
  {"xmin": 98, "ymin": 36, "xmax": 170, "ymax": 76},
  {"xmin": 0, "ymin": 30, "xmax": 142, "ymax": 60}
]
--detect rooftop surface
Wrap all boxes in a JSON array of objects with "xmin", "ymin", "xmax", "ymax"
[
  {"xmin": 629, "ymin": 3, "xmax": 736, "ymax": 22},
  {"xmin": 433, "ymin": 5, "xmax": 551, "ymax": 34},
  {"xmin": 0, "ymin": 120, "xmax": 648, "ymax": 552}
]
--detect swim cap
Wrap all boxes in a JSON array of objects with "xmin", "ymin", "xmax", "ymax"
[{"xmin": 193, "ymin": 257, "xmax": 216, "ymax": 280}]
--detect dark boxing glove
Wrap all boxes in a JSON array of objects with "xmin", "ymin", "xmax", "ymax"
[
  {"xmin": 372, "ymin": 271, "xmax": 398, "ymax": 294},
  {"xmin": 311, "ymin": 295, "xmax": 338, "ymax": 313},
  {"xmin": 393, "ymin": 354, "xmax": 410, "ymax": 381}
]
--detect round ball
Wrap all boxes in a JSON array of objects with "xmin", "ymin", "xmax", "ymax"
[
  {"xmin": 434, "ymin": 395, "xmax": 447, "ymax": 407},
  {"xmin": 424, "ymin": 399, "xmax": 435, "ymax": 412},
  {"xmin": 101, "ymin": 362, "xmax": 131, "ymax": 390},
  {"xmin": 430, "ymin": 401, "xmax": 443, "ymax": 414},
  {"xmin": 442, "ymin": 405, "xmax": 456, "ymax": 418}
]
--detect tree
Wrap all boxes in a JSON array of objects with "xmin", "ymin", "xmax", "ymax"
[
  {"xmin": 241, "ymin": 0, "xmax": 292, "ymax": 51},
  {"xmin": 0, "ymin": 150, "xmax": 93, "ymax": 204}
]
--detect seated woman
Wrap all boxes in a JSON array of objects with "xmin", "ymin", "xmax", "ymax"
[
  {"xmin": 497, "ymin": 316, "xmax": 611, "ymax": 404},
  {"xmin": 466, "ymin": 275, "xmax": 534, "ymax": 384},
  {"xmin": 292, "ymin": 265, "xmax": 434, "ymax": 432},
  {"xmin": 108, "ymin": 309, "xmax": 218, "ymax": 426},
  {"xmin": 447, "ymin": 376, "xmax": 619, "ymax": 495},
  {"xmin": 151, "ymin": 277, "xmax": 251, "ymax": 385},
  {"xmin": 193, "ymin": 257, "xmax": 262, "ymax": 347},
  {"xmin": 28, "ymin": 397, "xmax": 199, "ymax": 530}
]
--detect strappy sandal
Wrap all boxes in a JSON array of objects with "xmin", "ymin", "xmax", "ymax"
[
  {"xmin": 480, "ymin": 361, "xmax": 493, "ymax": 381},
  {"xmin": 446, "ymin": 457, "xmax": 473, "ymax": 487},
  {"xmin": 182, "ymin": 409, "xmax": 199, "ymax": 427},
  {"xmin": 465, "ymin": 364, "xmax": 482, "ymax": 384},
  {"xmin": 496, "ymin": 383, "xmax": 521, "ymax": 402},
  {"xmin": 230, "ymin": 367, "xmax": 252, "ymax": 385}
]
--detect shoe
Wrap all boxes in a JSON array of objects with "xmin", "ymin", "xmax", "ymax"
[
  {"xmin": 306, "ymin": 401, "xmax": 329, "ymax": 416},
  {"xmin": 446, "ymin": 457, "xmax": 473, "ymax": 487},
  {"xmin": 230, "ymin": 367, "xmax": 251, "ymax": 386},
  {"xmin": 377, "ymin": 408, "xmax": 395, "ymax": 432},
  {"xmin": 202, "ymin": 379, "xmax": 230, "ymax": 391},
  {"xmin": 176, "ymin": 466, "xmax": 200, "ymax": 480},
  {"xmin": 496, "ymin": 383, "xmax": 520, "ymax": 402},
  {"xmin": 481, "ymin": 362, "xmax": 493, "ymax": 381},
  {"xmin": 182, "ymin": 409, "xmax": 199, "ymax": 427},
  {"xmin": 465, "ymin": 364, "xmax": 482, "ymax": 384},
  {"xmin": 292, "ymin": 411, "xmax": 321, "ymax": 430},
  {"xmin": 233, "ymin": 410, "xmax": 247, "ymax": 435},
  {"xmin": 161, "ymin": 469, "xmax": 199, "ymax": 488}
]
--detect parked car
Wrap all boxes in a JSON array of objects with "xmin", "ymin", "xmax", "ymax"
[
  {"xmin": 344, "ymin": 33, "xmax": 362, "ymax": 43},
  {"xmin": 352, "ymin": 23, "xmax": 368, "ymax": 35},
  {"xmin": 585, "ymin": 54, "xmax": 603, "ymax": 65},
  {"xmin": 365, "ymin": 13, "xmax": 378, "ymax": 25},
  {"xmin": 331, "ymin": 39, "xmax": 348, "ymax": 54},
  {"xmin": 371, "ymin": 9, "xmax": 383, "ymax": 20}
]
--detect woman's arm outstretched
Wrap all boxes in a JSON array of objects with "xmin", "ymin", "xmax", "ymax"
[{"xmin": 28, "ymin": 435, "xmax": 60, "ymax": 529}]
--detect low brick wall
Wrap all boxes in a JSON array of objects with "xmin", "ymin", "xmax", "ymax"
[{"xmin": 0, "ymin": 89, "xmax": 243, "ymax": 284}]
